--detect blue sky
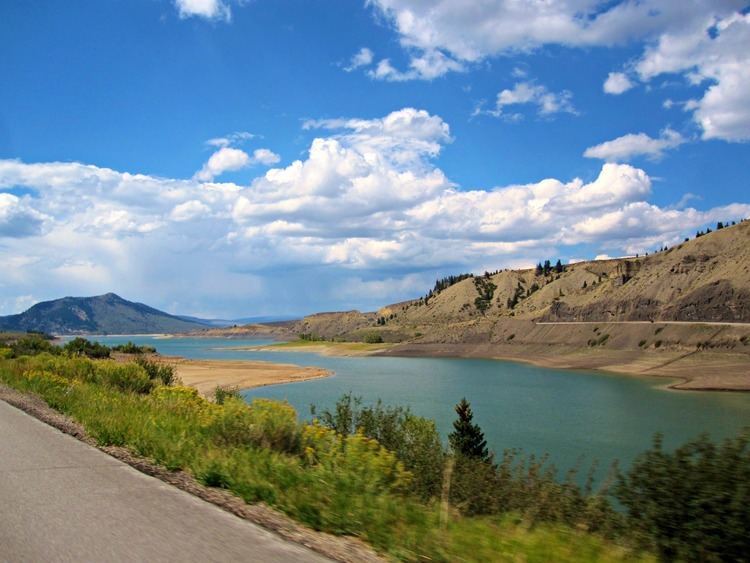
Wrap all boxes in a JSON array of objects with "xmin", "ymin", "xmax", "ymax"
[{"xmin": 1, "ymin": 0, "xmax": 749, "ymax": 317}]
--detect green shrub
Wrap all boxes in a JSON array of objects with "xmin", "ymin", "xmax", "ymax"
[
  {"xmin": 135, "ymin": 357, "xmax": 176, "ymax": 386},
  {"xmin": 313, "ymin": 394, "xmax": 445, "ymax": 500},
  {"xmin": 10, "ymin": 335, "xmax": 59, "ymax": 357},
  {"xmin": 363, "ymin": 332, "xmax": 384, "ymax": 344},
  {"xmin": 63, "ymin": 337, "xmax": 111, "ymax": 359},
  {"xmin": 209, "ymin": 398, "xmax": 302, "ymax": 454},
  {"xmin": 616, "ymin": 432, "xmax": 750, "ymax": 561},
  {"xmin": 95, "ymin": 362, "xmax": 153, "ymax": 394},
  {"xmin": 214, "ymin": 384, "xmax": 242, "ymax": 404},
  {"xmin": 112, "ymin": 341, "xmax": 157, "ymax": 354},
  {"xmin": 638, "ymin": 340, "xmax": 647, "ymax": 348}
]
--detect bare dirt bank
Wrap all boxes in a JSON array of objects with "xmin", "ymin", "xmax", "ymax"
[
  {"xmin": 378, "ymin": 342, "xmax": 750, "ymax": 392},
  {"xmin": 155, "ymin": 357, "xmax": 330, "ymax": 396}
]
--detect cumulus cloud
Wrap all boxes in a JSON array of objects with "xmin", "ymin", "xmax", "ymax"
[
  {"xmin": 603, "ymin": 72, "xmax": 634, "ymax": 95},
  {"xmin": 195, "ymin": 147, "xmax": 280, "ymax": 181},
  {"xmin": 195, "ymin": 147, "xmax": 251, "ymax": 181},
  {"xmin": 584, "ymin": 128, "xmax": 686, "ymax": 161},
  {"xmin": 1, "ymin": 108, "xmax": 748, "ymax": 315},
  {"xmin": 484, "ymin": 81, "xmax": 576, "ymax": 119},
  {"xmin": 365, "ymin": 0, "xmax": 740, "ymax": 80},
  {"xmin": 0, "ymin": 192, "xmax": 48, "ymax": 237},
  {"xmin": 344, "ymin": 48, "xmax": 374, "ymax": 72},
  {"xmin": 174, "ymin": 0, "xmax": 231, "ymax": 22},
  {"xmin": 250, "ymin": 148, "xmax": 281, "ymax": 166},
  {"xmin": 632, "ymin": 10, "xmax": 750, "ymax": 141},
  {"xmin": 368, "ymin": 50, "xmax": 464, "ymax": 81}
]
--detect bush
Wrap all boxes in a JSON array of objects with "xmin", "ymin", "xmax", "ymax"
[
  {"xmin": 209, "ymin": 398, "xmax": 302, "ymax": 454},
  {"xmin": 135, "ymin": 357, "xmax": 177, "ymax": 386},
  {"xmin": 616, "ymin": 431, "xmax": 750, "ymax": 560},
  {"xmin": 214, "ymin": 384, "xmax": 242, "ymax": 404},
  {"xmin": 313, "ymin": 394, "xmax": 445, "ymax": 499},
  {"xmin": 112, "ymin": 341, "xmax": 157, "ymax": 354},
  {"xmin": 64, "ymin": 337, "xmax": 111, "ymax": 359},
  {"xmin": 10, "ymin": 335, "xmax": 59, "ymax": 357},
  {"xmin": 363, "ymin": 332, "xmax": 384, "ymax": 344},
  {"xmin": 94, "ymin": 362, "xmax": 154, "ymax": 394}
]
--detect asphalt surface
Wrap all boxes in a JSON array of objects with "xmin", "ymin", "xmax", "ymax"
[{"xmin": 0, "ymin": 400, "xmax": 331, "ymax": 562}]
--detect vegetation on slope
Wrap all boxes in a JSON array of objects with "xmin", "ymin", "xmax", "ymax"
[{"xmin": 1, "ymin": 338, "xmax": 748, "ymax": 561}]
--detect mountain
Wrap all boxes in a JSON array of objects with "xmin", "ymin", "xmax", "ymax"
[
  {"xmin": 294, "ymin": 219, "xmax": 750, "ymax": 342},
  {"xmin": 0, "ymin": 293, "xmax": 206, "ymax": 335}
]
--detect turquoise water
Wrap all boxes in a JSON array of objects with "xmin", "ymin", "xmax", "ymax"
[{"xmin": 88, "ymin": 336, "xmax": 750, "ymax": 475}]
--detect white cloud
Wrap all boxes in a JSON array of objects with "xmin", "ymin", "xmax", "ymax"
[
  {"xmin": 344, "ymin": 48, "xmax": 374, "ymax": 72},
  {"xmin": 206, "ymin": 131, "xmax": 255, "ymax": 148},
  {"xmin": 0, "ymin": 193, "xmax": 48, "ymax": 238},
  {"xmin": 174, "ymin": 0, "xmax": 231, "ymax": 22},
  {"xmin": 368, "ymin": 50, "xmax": 463, "ymax": 81},
  {"xmin": 584, "ymin": 128, "xmax": 686, "ymax": 161},
  {"xmin": 633, "ymin": 11, "xmax": 750, "ymax": 141},
  {"xmin": 488, "ymin": 81, "xmax": 576, "ymax": 118},
  {"xmin": 603, "ymin": 72, "xmax": 634, "ymax": 95},
  {"xmin": 365, "ymin": 1, "xmax": 741, "ymax": 80},
  {"xmin": 1, "ymin": 107, "xmax": 748, "ymax": 315},
  {"xmin": 250, "ymin": 148, "xmax": 281, "ymax": 166},
  {"xmin": 195, "ymin": 147, "xmax": 280, "ymax": 181},
  {"xmin": 195, "ymin": 147, "xmax": 251, "ymax": 181},
  {"xmin": 170, "ymin": 200, "xmax": 211, "ymax": 222}
]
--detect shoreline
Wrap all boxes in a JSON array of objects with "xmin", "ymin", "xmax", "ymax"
[
  {"xmin": 153, "ymin": 355, "xmax": 331, "ymax": 396},
  {"xmin": 242, "ymin": 340, "xmax": 750, "ymax": 393},
  {"xmin": 378, "ymin": 343, "xmax": 750, "ymax": 393}
]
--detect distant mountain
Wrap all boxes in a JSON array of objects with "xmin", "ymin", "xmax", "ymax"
[{"xmin": 0, "ymin": 293, "xmax": 205, "ymax": 335}]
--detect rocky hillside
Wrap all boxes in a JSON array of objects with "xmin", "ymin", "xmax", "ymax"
[
  {"xmin": 293, "ymin": 220, "xmax": 750, "ymax": 342},
  {"xmin": 0, "ymin": 293, "xmax": 206, "ymax": 335}
]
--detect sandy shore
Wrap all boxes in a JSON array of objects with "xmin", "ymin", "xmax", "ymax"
[
  {"xmin": 227, "ymin": 340, "xmax": 392, "ymax": 357},
  {"xmin": 155, "ymin": 356, "xmax": 330, "ymax": 396}
]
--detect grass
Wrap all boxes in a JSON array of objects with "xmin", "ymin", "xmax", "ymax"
[{"xmin": 0, "ymin": 352, "xmax": 648, "ymax": 562}]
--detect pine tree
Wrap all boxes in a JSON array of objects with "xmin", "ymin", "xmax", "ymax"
[
  {"xmin": 554, "ymin": 259, "xmax": 563, "ymax": 274},
  {"xmin": 448, "ymin": 398, "xmax": 489, "ymax": 461}
]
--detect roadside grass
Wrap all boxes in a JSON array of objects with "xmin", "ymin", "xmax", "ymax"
[{"xmin": 0, "ymin": 352, "xmax": 647, "ymax": 562}]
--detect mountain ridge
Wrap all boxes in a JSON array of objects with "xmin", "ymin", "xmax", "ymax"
[
  {"xmin": 292, "ymin": 219, "xmax": 750, "ymax": 342},
  {"xmin": 0, "ymin": 293, "xmax": 205, "ymax": 335}
]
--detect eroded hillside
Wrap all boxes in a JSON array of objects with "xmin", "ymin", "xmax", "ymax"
[{"xmin": 293, "ymin": 220, "xmax": 750, "ymax": 342}]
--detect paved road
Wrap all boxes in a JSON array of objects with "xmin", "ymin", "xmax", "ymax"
[
  {"xmin": 0, "ymin": 400, "xmax": 331, "ymax": 562},
  {"xmin": 536, "ymin": 320, "xmax": 750, "ymax": 327}
]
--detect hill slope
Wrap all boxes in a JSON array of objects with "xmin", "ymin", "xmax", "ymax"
[
  {"xmin": 294, "ymin": 220, "xmax": 750, "ymax": 340},
  {"xmin": 0, "ymin": 293, "xmax": 205, "ymax": 335}
]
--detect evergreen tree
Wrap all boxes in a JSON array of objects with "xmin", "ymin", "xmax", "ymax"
[
  {"xmin": 554, "ymin": 259, "xmax": 563, "ymax": 274},
  {"xmin": 534, "ymin": 262, "xmax": 543, "ymax": 276},
  {"xmin": 449, "ymin": 398, "xmax": 489, "ymax": 461}
]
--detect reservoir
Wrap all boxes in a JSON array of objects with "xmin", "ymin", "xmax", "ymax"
[{"xmin": 91, "ymin": 336, "xmax": 750, "ymax": 476}]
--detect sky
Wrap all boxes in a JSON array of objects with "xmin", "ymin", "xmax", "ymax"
[{"xmin": 1, "ymin": 0, "xmax": 749, "ymax": 318}]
